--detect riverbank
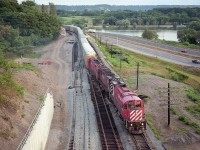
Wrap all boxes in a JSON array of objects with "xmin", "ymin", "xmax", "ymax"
[{"xmin": 95, "ymin": 29, "xmax": 200, "ymax": 50}]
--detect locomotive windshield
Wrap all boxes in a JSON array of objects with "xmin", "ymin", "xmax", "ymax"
[{"xmin": 128, "ymin": 101, "xmax": 141, "ymax": 110}]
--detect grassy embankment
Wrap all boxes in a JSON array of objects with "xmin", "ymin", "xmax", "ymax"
[
  {"xmin": 154, "ymin": 39, "xmax": 200, "ymax": 51},
  {"xmin": 93, "ymin": 37, "xmax": 200, "ymax": 135},
  {"xmin": 0, "ymin": 51, "xmax": 38, "ymax": 105}
]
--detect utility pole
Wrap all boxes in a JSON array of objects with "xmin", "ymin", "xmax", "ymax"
[
  {"xmin": 119, "ymin": 51, "xmax": 122, "ymax": 71},
  {"xmin": 136, "ymin": 62, "xmax": 139, "ymax": 90},
  {"xmin": 110, "ymin": 45, "xmax": 113, "ymax": 58},
  {"xmin": 117, "ymin": 35, "xmax": 118, "ymax": 45},
  {"xmin": 157, "ymin": 83, "xmax": 180, "ymax": 126},
  {"xmin": 168, "ymin": 83, "xmax": 170, "ymax": 126}
]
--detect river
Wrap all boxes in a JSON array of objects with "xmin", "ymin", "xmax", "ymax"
[{"xmin": 99, "ymin": 29, "xmax": 178, "ymax": 41}]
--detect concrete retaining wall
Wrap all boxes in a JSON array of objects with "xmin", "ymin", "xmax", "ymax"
[{"xmin": 17, "ymin": 92, "xmax": 54, "ymax": 150}]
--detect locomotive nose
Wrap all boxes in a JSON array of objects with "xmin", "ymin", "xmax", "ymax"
[{"xmin": 130, "ymin": 110, "xmax": 143, "ymax": 122}]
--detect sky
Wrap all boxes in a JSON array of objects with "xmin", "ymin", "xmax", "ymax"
[{"xmin": 17, "ymin": 0, "xmax": 200, "ymax": 5}]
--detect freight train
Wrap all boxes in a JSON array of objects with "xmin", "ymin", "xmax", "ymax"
[{"xmin": 64, "ymin": 25, "xmax": 146, "ymax": 134}]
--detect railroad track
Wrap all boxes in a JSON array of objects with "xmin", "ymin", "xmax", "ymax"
[
  {"xmin": 88, "ymin": 75, "xmax": 124, "ymax": 150},
  {"xmin": 68, "ymin": 91, "xmax": 76, "ymax": 150},
  {"xmin": 132, "ymin": 133, "xmax": 156, "ymax": 150},
  {"xmin": 87, "ymin": 35, "xmax": 156, "ymax": 150},
  {"xmin": 68, "ymin": 34, "xmax": 83, "ymax": 150}
]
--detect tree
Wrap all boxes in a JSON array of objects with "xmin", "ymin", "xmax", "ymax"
[
  {"xmin": 13, "ymin": 36, "xmax": 24, "ymax": 48},
  {"xmin": 177, "ymin": 28, "xmax": 197, "ymax": 44},
  {"xmin": 122, "ymin": 19, "xmax": 130, "ymax": 28},
  {"xmin": 196, "ymin": 31, "xmax": 200, "ymax": 44},
  {"xmin": 49, "ymin": 3, "xmax": 56, "ymax": 15},
  {"xmin": 142, "ymin": 29, "xmax": 158, "ymax": 40},
  {"xmin": 41, "ymin": 4, "xmax": 48, "ymax": 13},
  {"xmin": 92, "ymin": 18, "xmax": 102, "ymax": 26},
  {"xmin": 21, "ymin": 1, "xmax": 36, "ymax": 7},
  {"xmin": 0, "ymin": 25, "xmax": 19, "ymax": 47},
  {"xmin": 189, "ymin": 21, "xmax": 200, "ymax": 31},
  {"xmin": 0, "ymin": 0, "xmax": 20, "ymax": 13},
  {"xmin": 104, "ymin": 16, "xmax": 117, "ymax": 25},
  {"xmin": 0, "ymin": 0, "xmax": 61, "ymax": 53},
  {"xmin": 116, "ymin": 20, "xmax": 123, "ymax": 28}
]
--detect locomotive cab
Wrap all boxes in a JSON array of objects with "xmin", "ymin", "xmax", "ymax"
[
  {"xmin": 125, "ymin": 99, "xmax": 146, "ymax": 134},
  {"xmin": 111, "ymin": 81, "xmax": 146, "ymax": 134}
]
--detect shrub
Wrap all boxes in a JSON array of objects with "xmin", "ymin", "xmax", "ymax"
[
  {"xmin": 166, "ymin": 67, "xmax": 188, "ymax": 81},
  {"xmin": 185, "ymin": 104, "xmax": 200, "ymax": 118},
  {"xmin": 185, "ymin": 88, "xmax": 200, "ymax": 103},
  {"xmin": 179, "ymin": 115, "xmax": 200, "ymax": 134},
  {"xmin": 171, "ymin": 106, "xmax": 178, "ymax": 115}
]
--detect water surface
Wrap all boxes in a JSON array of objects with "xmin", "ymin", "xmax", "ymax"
[{"xmin": 99, "ymin": 30, "xmax": 178, "ymax": 41}]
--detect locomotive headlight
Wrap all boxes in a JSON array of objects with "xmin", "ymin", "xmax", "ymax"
[
  {"xmin": 131, "ymin": 124, "xmax": 133, "ymax": 126},
  {"xmin": 141, "ymin": 123, "xmax": 144, "ymax": 126}
]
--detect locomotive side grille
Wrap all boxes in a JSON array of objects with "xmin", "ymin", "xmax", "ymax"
[
  {"xmin": 109, "ymin": 81, "xmax": 114, "ymax": 95},
  {"xmin": 109, "ymin": 78, "xmax": 121, "ymax": 96},
  {"xmin": 130, "ymin": 110, "xmax": 143, "ymax": 121},
  {"xmin": 113, "ymin": 78, "xmax": 120, "ymax": 81}
]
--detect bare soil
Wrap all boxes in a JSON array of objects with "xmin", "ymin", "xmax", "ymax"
[
  {"xmin": 0, "ymin": 29, "xmax": 70, "ymax": 149},
  {"xmin": 137, "ymin": 74, "xmax": 200, "ymax": 150}
]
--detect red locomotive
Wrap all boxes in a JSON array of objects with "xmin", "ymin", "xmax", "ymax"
[{"xmin": 88, "ymin": 57, "xmax": 146, "ymax": 134}]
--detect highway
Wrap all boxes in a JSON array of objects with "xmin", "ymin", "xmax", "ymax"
[{"xmin": 90, "ymin": 32, "xmax": 200, "ymax": 68}]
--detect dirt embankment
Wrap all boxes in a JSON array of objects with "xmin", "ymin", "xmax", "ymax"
[{"xmin": 0, "ymin": 30, "xmax": 70, "ymax": 149}]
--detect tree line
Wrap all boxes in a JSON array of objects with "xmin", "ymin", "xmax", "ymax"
[
  {"xmin": 57, "ymin": 5, "xmax": 198, "ymax": 11},
  {"xmin": 58, "ymin": 8, "xmax": 200, "ymax": 27},
  {"xmin": 0, "ymin": 0, "xmax": 61, "ymax": 55},
  {"xmin": 58, "ymin": 7, "xmax": 200, "ymax": 45}
]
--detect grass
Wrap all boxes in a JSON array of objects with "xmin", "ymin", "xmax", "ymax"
[
  {"xmin": 93, "ymin": 36, "xmax": 200, "ymax": 137},
  {"xmin": 171, "ymin": 106, "xmax": 178, "ymax": 115},
  {"xmin": 166, "ymin": 67, "xmax": 189, "ymax": 82},
  {"xmin": 25, "ymin": 53, "xmax": 41, "ymax": 58},
  {"xmin": 61, "ymin": 16, "xmax": 93, "ymax": 26},
  {"xmin": 185, "ymin": 104, "xmax": 200, "ymax": 118},
  {"xmin": 176, "ymin": 127, "xmax": 190, "ymax": 134},
  {"xmin": 154, "ymin": 39, "xmax": 200, "ymax": 50},
  {"xmin": 146, "ymin": 112, "xmax": 160, "ymax": 139},
  {"xmin": 38, "ymin": 95, "xmax": 44, "ymax": 102},
  {"xmin": 17, "ymin": 63, "xmax": 35, "ymax": 71},
  {"xmin": 178, "ymin": 115, "xmax": 200, "ymax": 134},
  {"xmin": 185, "ymin": 88, "xmax": 200, "ymax": 103},
  {"xmin": 93, "ymin": 37, "xmax": 200, "ymax": 93},
  {"xmin": 184, "ymin": 87, "xmax": 200, "ymax": 119},
  {"xmin": 14, "ymin": 84, "xmax": 24, "ymax": 96}
]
